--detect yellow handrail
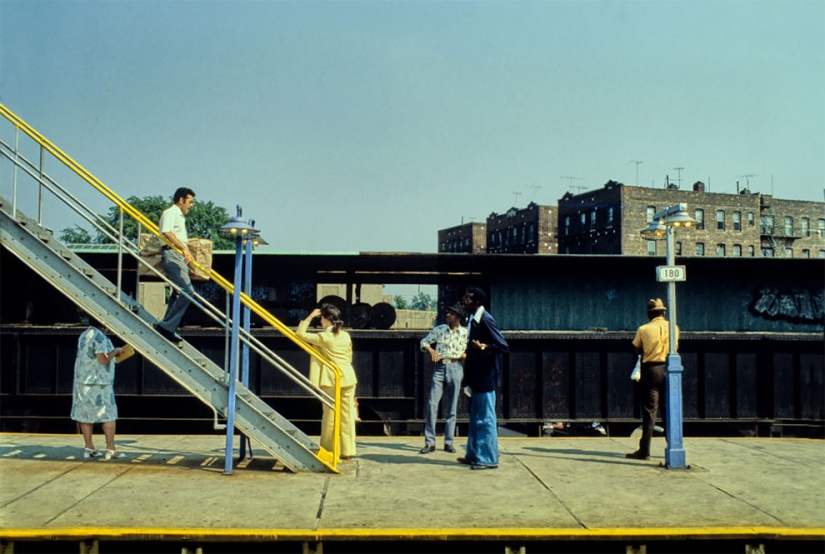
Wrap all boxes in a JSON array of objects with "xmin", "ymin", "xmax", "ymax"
[{"xmin": 0, "ymin": 103, "xmax": 343, "ymax": 466}]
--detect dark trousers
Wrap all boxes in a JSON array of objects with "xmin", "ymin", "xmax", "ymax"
[{"xmin": 638, "ymin": 362, "xmax": 666, "ymax": 456}]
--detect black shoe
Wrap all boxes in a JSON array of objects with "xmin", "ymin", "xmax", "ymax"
[
  {"xmin": 625, "ymin": 450, "xmax": 650, "ymax": 461},
  {"xmin": 456, "ymin": 457, "xmax": 474, "ymax": 465},
  {"xmin": 419, "ymin": 445, "xmax": 435, "ymax": 454},
  {"xmin": 444, "ymin": 445, "xmax": 456, "ymax": 453},
  {"xmin": 154, "ymin": 323, "xmax": 183, "ymax": 343},
  {"xmin": 470, "ymin": 464, "xmax": 498, "ymax": 470}
]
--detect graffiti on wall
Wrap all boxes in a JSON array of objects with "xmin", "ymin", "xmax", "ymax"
[{"xmin": 750, "ymin": 287, "xmax": 824, "ymax": 323}]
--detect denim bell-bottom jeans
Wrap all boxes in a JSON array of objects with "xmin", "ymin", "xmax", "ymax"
[
  {"xmin": 465, "ymin": 390, "xmax": 498, "ymax": 466},
  {"xmin": 423, "ymin": 361, "xmax": 463, "ymax": 447}
]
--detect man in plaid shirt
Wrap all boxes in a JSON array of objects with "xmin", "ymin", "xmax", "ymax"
[{"xmin": 419, "ymin": 303, "xmax": 469, "ymax": 454}]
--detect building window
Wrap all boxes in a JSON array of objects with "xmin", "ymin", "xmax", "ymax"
[
  {"xmin": 748, "ymin": 245, "xmax": 755, "ymax": 257},
  {"xmin": 675, "ymin": 241, "xmax": 682, "ymax": 256},
  {"xmin": 716, "ymin": 210, "xmax": 725, "ymax": 230},
  {"xmin": 528, "ymin": 223, "xmax": 536, "ymax": 242},
  {"xmin": 748, "ymin": 212, "xmax": 754, "ymax": 226},
  {"xmin": 607, "ymin": 207, "xmax": 614, "ymax": 227},
  {"xmin": 590, "ymin": 210, "xmax": 596, "ymax": 230},
  {"xmin": 647, "ymin": 241, "xmax": 656, "ymax": 256},
  {"xmin": 762, "ymin": 247, "xmax": 774, "ymax": 257},
  {"xmin": 784, "ymin": 247, "xmax": 793, "ymax": 258},
  {"xmin": 695, "ymin": 209, "xmax": 704, "ymax": 230},
  {"xmin": 580, "ymin": 213, "xmax": 586, "ymax": 227},
  {"xmin": 696, "ymin": 242, "xmax": 705, "ymax": 256},
  {"xmin": 784, "ymin": 216, "xmax": 793, "ymax": 236},
  {"xmin": 733, "ymin": 244, "xmax": 742, "ymax": 257},
  {"xmin": 564, "ymin": 216, "xmax": 570, "ymax": 236},
  {"xmin": 819, "ymin": 219, "xmax": 825, "ymax": 238},
  {"xmin": 761, "ymin": 215, "xmax": 774, "ymax": 234},
  {"xmin": 646, "ymin": 206, "xmax": 656, "ymax": 223},
  {"xmin": 801, "ymin": 217, "xmax": 810, "ymax": 237},
  {"xmin": 716, "ymin": 244, "xmax": 726, "ymax": 257},
  {"xmin": 733, "ymin": 211, "xmax": 741, "ymax": 231},
  {"xmin": 802, "ymin": 249, "xmax": 810, "ymax": 258},
  {"xmin": 819, "ymin": 250, "xmax": 825, "ymax": 258}
]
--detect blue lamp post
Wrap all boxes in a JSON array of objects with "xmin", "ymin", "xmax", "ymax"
[
  {"xmin": 640, "ymin": 203, "xmax": 696, "ymax": 469},
  {"xmin": 238, "ymin": 226, "xmax": 268, "ymax": 462},
  {"xmin": 219, "ymin": 206, "xmax": 259, "ymax": 475}
]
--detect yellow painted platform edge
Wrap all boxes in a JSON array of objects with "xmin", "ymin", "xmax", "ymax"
[{"xmin": 2, "ymin": 527, "xmax": 823, "ymax": 542}]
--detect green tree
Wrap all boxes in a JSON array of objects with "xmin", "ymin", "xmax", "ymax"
[
  {"xmin": 58, "ymin": 224, "xmax": 94, "ymax": 244},
  {"xmin": 393, "ymin": 295, "xmax": 409, "ymax": 310},
  {"xmin": 60, "ymin": 195, "xmax": 234, "ymax": 249},
  {"xmin": 410, "ymin": 292, "xmax": 435, "ymax": 311}
]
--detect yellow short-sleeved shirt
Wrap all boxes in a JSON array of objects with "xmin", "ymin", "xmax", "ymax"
[{"xmin": 632, "ymin": 316, "xmax": 679, "ymax": 363}]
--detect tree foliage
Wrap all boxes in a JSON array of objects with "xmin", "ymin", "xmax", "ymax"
[
  {"xmin": 59, "ymin": 195, "xmax": 234, "ymax": 249},
  {"xmin": 393, "ymin": 295, "xmax": 409, "ymax": 310},
  {"xmin": 410, "ymin": 292, "xmax": 435, "ymax": 311},
  {"xmin": 58, "ymin": 224, "xmax": 94, "ymax": 244}
]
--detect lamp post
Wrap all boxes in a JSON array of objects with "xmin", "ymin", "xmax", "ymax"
[
  {"xmin": 219, "ymin": 206, "xmax": 259, "ymax": 475},
  {"xmin": 640, "ymin": 203, "xmax": 695, "ymax": 469},
  {"xmin": 238, "ymin": 227, "xmax": 268, "ymax": 462}
]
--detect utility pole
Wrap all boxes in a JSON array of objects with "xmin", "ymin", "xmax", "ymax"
[{"xmin": 630, "ymin": 161, "xmax": 643, "ymax": 186}]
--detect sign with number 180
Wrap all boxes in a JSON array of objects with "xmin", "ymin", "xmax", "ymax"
[{"xmin": 657, "ymin": 266, "xmax": 686, "ymax": 282}]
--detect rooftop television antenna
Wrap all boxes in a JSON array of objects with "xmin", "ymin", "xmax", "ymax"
[
  {"xmin": 739, "ymin": 174, "xmax": 756, "ymax": 191},
  {"xmin": 512, "ymin": 191, "xmax": 522, "ymax": 206},
  {"xmin": 673, "ymin": 167, "xmax": 684, "ymax": 188},
  {"xmin": 561, "ymin": 176, "xmax": 585, "ymax": 193},
  {"xmin": 529, "ymin": 184, "xmax": 541, "ymax": 202},
  {"xmin": 630, "ymin": 160, "xmax": 643, "ymax": 186}
]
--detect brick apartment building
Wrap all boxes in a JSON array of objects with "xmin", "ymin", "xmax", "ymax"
[
  {"xmin": 486, "ymin": 202, "xmax": 558, "ymax": 254},
  {"xmin": 557, "ymin": 180, "xmax": 825, "ymax": 258},
  {"xmin": 438, "ymin": 221, "xmax": 486, "ymax": 253},
  {"xmin": 438, "ymin": 203, "xmax": 557, "ymax": 254}
]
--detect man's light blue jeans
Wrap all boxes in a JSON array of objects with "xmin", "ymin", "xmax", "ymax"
[{"xmin": 424, "ymin": 361, "xmax": 463, "ymax": 448}]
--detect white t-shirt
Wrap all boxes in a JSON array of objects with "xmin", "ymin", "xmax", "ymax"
[{"xmin": 159, "ymin": 204, "xmax": 188, "ymax": 244}]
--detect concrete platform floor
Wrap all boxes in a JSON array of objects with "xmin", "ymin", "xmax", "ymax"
[{"xmin": 0, "ymin": 433, "xmax": 823, "ymax": 550}]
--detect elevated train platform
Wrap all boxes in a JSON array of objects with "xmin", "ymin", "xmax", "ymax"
[{"xmin": 1, "ymin": 433, "xmax": 823, "ymax": 553}]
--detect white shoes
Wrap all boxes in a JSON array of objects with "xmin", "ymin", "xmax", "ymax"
[
  {"xmin": 104, "ymin": 449, "xmax": 126, "ymax": 460},
  {"xmin": 83, "ymin": 448, "xmax": 103, "ymax": 459}
]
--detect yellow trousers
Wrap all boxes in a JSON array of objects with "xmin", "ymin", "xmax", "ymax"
[{"xmin": 320, "ymin": 384, "xmax": 357, "ymax": 458}]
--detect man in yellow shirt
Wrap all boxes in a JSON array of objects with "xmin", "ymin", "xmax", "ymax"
[{"xmin": 626, "ymin": 298, "xmax": 679, "ymax": 461}]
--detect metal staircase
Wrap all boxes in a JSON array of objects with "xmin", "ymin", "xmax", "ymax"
[{"xmin": 0, "ymin": 196, "xmax": 335, "ymax": 473}]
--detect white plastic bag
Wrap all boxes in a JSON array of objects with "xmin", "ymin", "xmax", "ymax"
[{"xmin": 630, "ymin": 355, "xmax": 641, "ymax": 382}]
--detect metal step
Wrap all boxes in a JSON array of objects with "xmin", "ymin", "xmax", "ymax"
[{"xmin": 0, "ymin": 197, "xmax": 333, "ymax": 473}]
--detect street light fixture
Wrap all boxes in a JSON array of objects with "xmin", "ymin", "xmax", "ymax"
[
  {"xmin": 219, "ymin": 206, "xmax": 260, "ymax": 475},
  {"xmin": 639, "ymin": 202, "xmax": 696, "ymax": 469}
]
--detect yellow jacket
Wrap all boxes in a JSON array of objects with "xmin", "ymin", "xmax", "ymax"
[{"xmin": 296, "ymin": 320, "xmax": 358, "ymax": 388}]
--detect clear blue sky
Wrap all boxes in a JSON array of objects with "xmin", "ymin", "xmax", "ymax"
[{"xmin": 1, "ymin": 0, "xmax": 823, "ymax": 253}]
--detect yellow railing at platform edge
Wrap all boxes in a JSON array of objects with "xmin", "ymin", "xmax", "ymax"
[{"xmin": 0, "ymin": 103, "xmax": 344, "ymax": 470}]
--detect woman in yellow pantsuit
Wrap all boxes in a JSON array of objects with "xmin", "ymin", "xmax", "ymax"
[{"xmin": 296, "ymin": 304, "xmax": 358, "ymax": 459}]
